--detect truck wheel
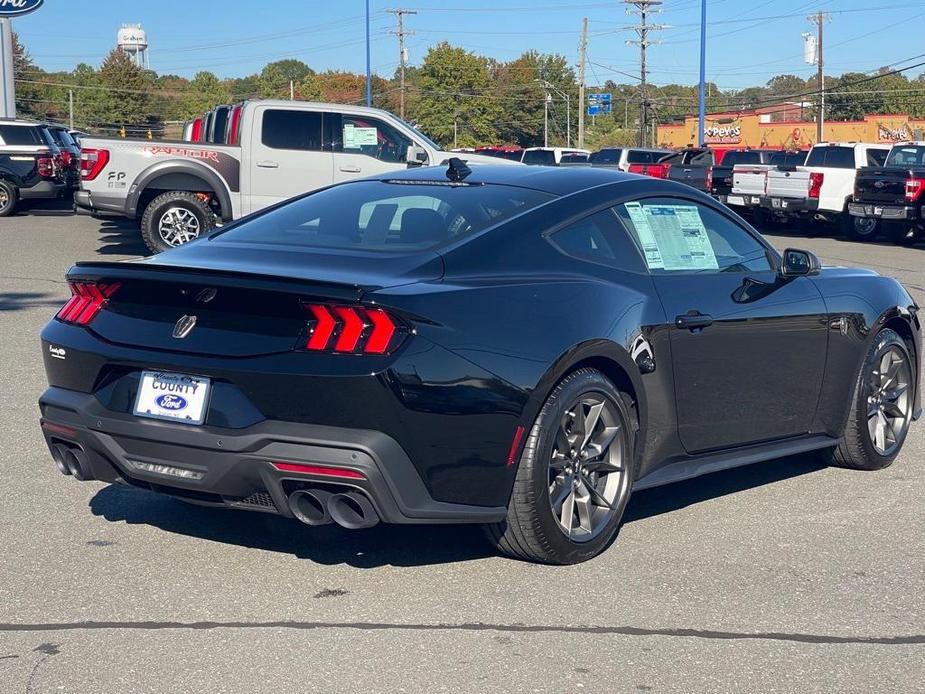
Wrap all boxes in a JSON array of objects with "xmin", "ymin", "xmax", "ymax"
[
  {"xmin": 0, "ymin": 180, "xmax": 18, "ymax": 217},
  {"xmin": 141, "ymin": 191, "xmax": 215, "ymax": 254},
  {"xmin": 841, "ymin": 213, "xmax": 878, "ymax": 241},
  {"xmin": 884, "ymin": 222, "xmax": 921, "ymax": 247}
]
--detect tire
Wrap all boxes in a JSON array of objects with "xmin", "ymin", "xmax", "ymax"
[
  {"xmin": 140, "ymin": 191, "xmax": 215, "ymax": 254},
  {"xmin": 485, "ymin": 368, "xmax": 636, "ymax": 564},
  {"xmin": 831, "ymin": 328, "xmax": 914, "ymax": 471},
  {"xmin": 0, "ymin": 179, "xmax": 18, "ymax": 217},
  {"xmin": 884, "ymin": 221, "xmax": 922, "ymax": 247},
  {"xmin": 841, "ymin": 212, "xmax": 878, "ymax": 241}
]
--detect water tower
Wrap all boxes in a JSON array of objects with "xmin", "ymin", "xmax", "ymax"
[{"xmin": 117, "ymin": 24, "xmax": 149, "ymax": 68}]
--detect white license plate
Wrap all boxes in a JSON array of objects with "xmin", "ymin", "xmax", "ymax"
[
  {"xmin": 133, "ymin": 371, "xmax": 211, "ymax": 425},
  {"xmin": 727, "ymin": 195, "xmax": 745, "ymax": 206},
  {"xmin": 750, "ymin": 196, "xmax": 760, "ymax": 205},
  {"xmin": 874, "ymin": 206, "xmax": 883, "ymax": 215}
]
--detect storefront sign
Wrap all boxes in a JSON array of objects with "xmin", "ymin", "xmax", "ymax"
[{"xmin": 704, "ymin": 125, "xmax": 741, "ymax": 144}]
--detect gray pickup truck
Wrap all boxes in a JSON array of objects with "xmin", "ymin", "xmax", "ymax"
[{"xmin": 75, "ymin": 100, "xmax": 510, "ymax": 253}]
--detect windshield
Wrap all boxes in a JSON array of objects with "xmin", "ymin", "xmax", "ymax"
[
  {"xmin": 589, "ymin": 149, "xmax": 622, "ymax": 164},
  {"xmin": 885, "ymin": 146, "xmax": 925, "ymax": 167},
  {"xmin": 522, "ymin": 150, "xmax": 556, "ymax": 166},
  {"xmin": 214, "ymin": 180, "xmax": 553, "ymax": 252},
  {"xmin": 404, "ymin": 120, "xmax": 440, "ymax": 150},
  {"xmin": 722, "ymin": 151, "xmax": 763, "ymax": 166}
]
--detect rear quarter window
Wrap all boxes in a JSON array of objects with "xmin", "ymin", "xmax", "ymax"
[
  {"xmin": 805, "ymin": 146, "xmax": 855, "ymax": 168},
  {"xmin": 0, "ymin": 125, "xmax": 42, "ymax": 146}
]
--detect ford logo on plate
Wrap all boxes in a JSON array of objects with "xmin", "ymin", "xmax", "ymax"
[
  {"xmin": 155, "ymin": 394, "xmax": 188, "ymax": 411},
  {"xmin": 0, "ymin": 0, "xmax": 45, "ymax": 17}
]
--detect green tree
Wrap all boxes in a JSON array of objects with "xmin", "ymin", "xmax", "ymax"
[
  {"xmin": 177, "ymin": 71, "xmax": 230, "ymax": 120},
  {"xmin": 259, "ymin": 59, "xmax": 314, "ymax": 99},
  {"xmin": 410, "ymin": 42, "xmax": 502, "ymax": 148},
  {"xmin": 95, "ymin": 48, "xmax": 154, "ymax": 133}
]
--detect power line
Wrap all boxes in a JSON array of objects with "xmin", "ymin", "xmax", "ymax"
[{"xmin": 624, "ymin": 0, "xmax": 664, "ymax": 146}]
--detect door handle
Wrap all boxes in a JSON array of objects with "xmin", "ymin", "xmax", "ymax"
[
  {"xmin": 675, "ymin": 311, "xmax": 714, "ymax": 330},
  {"xmin": 339, "ymin": 165, "xmax": 362, "ymax": 173},
  {"xmin": 256, "ymin": 160, "xmax": 279, "ymax": 168}
]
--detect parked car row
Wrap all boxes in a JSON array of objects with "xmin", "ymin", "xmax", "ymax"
[{"xmin": 0, "ymin": 118, "xmax": 80, "ymax": 217}]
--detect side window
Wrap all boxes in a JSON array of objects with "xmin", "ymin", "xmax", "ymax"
[
  {"xmin": 261, "ymin": 109, "xmax": 323, "ymax": 151},
  {"xmin": 616, "ymin": 198, "xmax": 772, "ymax": 274},
  {"xmin": 328, "ymin": 113, "xmax": 411, "ymax": 163},
  {"xmin": 549, "ymin": 208, "xmax": 646, "ymax": 273},
  {"xmin": 867, "ymin": 149, "xmax": 888, "ymax": 166}
]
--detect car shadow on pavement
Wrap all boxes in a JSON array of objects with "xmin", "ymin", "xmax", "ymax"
[
  {"xmin": 96, "ymin": 219, "xmax": 149, "ymax": 257},
  {"xmin": 0, "ymin": 291, "xmax": 62, "ymax": 312},
  {"xmin": 88, "ymin": 452, "xmax": 828, "ymax": 568}
]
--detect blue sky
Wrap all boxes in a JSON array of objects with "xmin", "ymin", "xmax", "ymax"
[{"xmin": 11, "ymin": 0, "xmax": 925, "ymax": 90}]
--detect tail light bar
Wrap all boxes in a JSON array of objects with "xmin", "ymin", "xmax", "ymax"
[
  {"xmin": 302, "ymin": 303, "xmax": 405, "ymax": 355},
  {"xmin": 905, "ymin": 177, "xmax": 925, "ymax": 202},
  {"xmin": 57, "ymin": 281, "xmax": 121, "ymax": 326},
  {"xmin": 705, "ymin": 166, "xmax": 713, "ymax": 192},
  {"xmin": 80, "ymin": 148, "xmax": 110, "ymax": 181},
  {"xmin": 629, "ymin": 163, "xmax": 671, "ymax": 179},
  {"xmin": 228, "ymin": 105, "xmax": 242, "ymax": 145},
  {"xmin": 36, "ymin": 153, "xmax": 54, "ymax": 178},
  {"xmin": 808, "ymin": 172, "xmax": 824, "ymax": 199}
]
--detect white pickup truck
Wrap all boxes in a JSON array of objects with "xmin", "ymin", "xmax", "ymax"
[
  {"xmin": 761, "ymin": 142, "xmax": 890, "ymax": 238},
  {"xmin": 75, "ymin": 100, "xmax": 512, "ymax": 253}
]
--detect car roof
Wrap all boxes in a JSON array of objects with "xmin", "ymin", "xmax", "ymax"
[
  {"xmin": 366, "ymin": 163, "xmax": 644, "ymax": 196},
  {"xmin": 522, "ymin": 147, "xmax": 592, "ymax": 155},
  {"xmin": 0, "ymin": 118, "xmax": 43, "ymax": 127}
]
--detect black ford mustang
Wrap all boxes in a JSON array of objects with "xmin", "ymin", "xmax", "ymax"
[{"xmin": 39, "ymin": 162, "xmax": 920, "ymax": 564}]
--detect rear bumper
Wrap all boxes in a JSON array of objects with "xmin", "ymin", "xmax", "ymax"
[
  {"xmin": 760, "ymin": 196, "xmax": 819, "ymax": 214},
  {"xmin": 74, "ymin": 189, "xmax": 131, "ymax": 217},
  {"xmin": 724, "ymin": 193, "xmax": 763, "ymax": 208},
  {"xmin": 39, "ymin": 386, "xmax": 506, "ymax": 524},
  {"xmin": 19, "ymin": 180, "xmax": 66, "ymax": 200},
  {"xmin": 848, "ymin": 202, "xmax": 918, "ymax": 221}
]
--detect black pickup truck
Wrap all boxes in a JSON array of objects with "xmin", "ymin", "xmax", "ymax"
[
  {"xmin": 0, "ymin": 120, "xmax": 66, "ymax": 217},
  {"xmin": 849, "ymin": 142, "xmax": 925, "ymax": 245}
]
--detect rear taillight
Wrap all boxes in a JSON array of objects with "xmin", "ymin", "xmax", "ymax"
[
  {"xmin": 808, "ymin": 172, "xmax": 824, "ymax": 199},
  {"xmin": 56, "ymin": 281, "xmax": 121, "ymax": 326},
  {"xmin": 229, "ymin": 106, "xmax": 242, "ymax": 145},
  {"xmin": 905, "ymin": 177, "xmax": 925, "ymax": 202},
  {"xmin": 648, "ymin": 163, "xmax": 671, "ymax": 179},
  {"xmin": 191, "ymin": 118, "xmax": 203, "ymax": 142},
  {"xmin": 628, "ymin": 164, "xmax": 645, "ymax": 174},
  {"xmin": 60, "ymin": 151, "xmax": 72, "ymax": 168},
  {"xmin": 36, "ymin": 155, "xmax": 54, "ymax": 178},
  {"xmin": 302, "ymin": 303, "xmax": 403, "ymax": 355},
  {"xmin": 80, "ymin": 148, "xmax": 110, "ymax": 181},
  {"xmin": 705, "ymin": 166, "xmax": 713, "ymax": 192}
]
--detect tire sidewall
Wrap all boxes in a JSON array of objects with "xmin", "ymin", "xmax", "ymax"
[
  {"xmin": 525, "ymin": 371, "xmax": 636, "ymax": 563},
  {"xmin": 854, "ymin": 329, "xmax": 912, "ymax": 466},
  {"xmin": 844, "ymin": 213, "xmax": 877, "ymax": 240},
  {"xmin": 0, "ymin": 180, "xmax": 17, "ymax": 217}
]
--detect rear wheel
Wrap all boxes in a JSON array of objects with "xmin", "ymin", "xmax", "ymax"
[
  {"xmin": 841, "ymin": 213, "xmax": 878, "ymax": 241},
  {"xmin": 884, "ymin": 221, "xmax": 922, "ymax": 246},
  {"xmin": 830, "ymin": 328, "xmax": 913, "ymax": 471},
  {"xmin": 0, "ymin": 179, "xmax": 18, "ymax": 217},
  {"xmin": 140, "ymin": 191, "xmax": 215, "ymax": 254},
  {"xmin": 485, "ymin": 368, "xmax": 635, "ymax": 564}
]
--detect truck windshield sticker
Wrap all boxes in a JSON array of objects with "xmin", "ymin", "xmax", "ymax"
[
  {"xmin": 624, "ymin": 202, "xmax": 719, "ymax": 271},
  {"xmin": 344, "ymin": 125, "xmax": 378, "ymax": 149}
]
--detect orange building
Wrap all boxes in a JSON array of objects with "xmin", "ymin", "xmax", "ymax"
[{"xmin": 657, "ymin": 107, "xmax": 925, "ymax": 152}]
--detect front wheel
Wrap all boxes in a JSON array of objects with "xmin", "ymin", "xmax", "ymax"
[
  {"xmin": 140, "ymin": 191, "xmax": 215, "ymax": 254},
  {"xmin": 485, "ymin": 368, "xmax": 636, "ymax": 564},
  {"xmin": 841, "ymin": 213, "xmax": 879, "ymax": 241},
  {"xmin": 830, "ymin": 328, "xmax": 914, "ymax": 471}
]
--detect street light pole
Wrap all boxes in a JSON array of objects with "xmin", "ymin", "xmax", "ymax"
[
  {"xmin": 697, "ymin": 0, "xmax": 706, "ymax": 146},
  {"xmin": 537, "ymin": 79, "xmax": 571, "ymax": 147},
  {"xmin": 365, "ymin": 0, "xmax": 372, "ymax": 108},
  {"xmin": 544, "ymin": 94, "xmax": 549, "ymax": 147}
]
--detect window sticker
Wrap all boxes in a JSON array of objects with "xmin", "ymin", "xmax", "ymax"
[
  {"xmin": 625, "ymin": 202, "xmax": 718, "ymax": 271},
  {"xmin": 344, "ymin": 124, "xmax": 379, "ymax": 148}
]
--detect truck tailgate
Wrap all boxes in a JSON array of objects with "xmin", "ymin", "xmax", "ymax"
[
  {"xmin": 732, "ymin": 165, "xmax": 770, "ymax": 196},
  {"xmin": 766, "ymin": 169, "xmax": 809, "ymax": 198}
]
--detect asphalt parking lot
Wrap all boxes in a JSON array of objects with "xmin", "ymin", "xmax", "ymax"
[{"xmin": 0, "ymin": 205, "xmax": 923, "ymax": 692}]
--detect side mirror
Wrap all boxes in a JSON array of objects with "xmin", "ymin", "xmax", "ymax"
[
  {"xmin": 780, "ymin": 248, "xmax": 821, "ymax": 278},
  {"xmin": 406, "ymin": 145, "xmax": 429, "ymax": 167}
]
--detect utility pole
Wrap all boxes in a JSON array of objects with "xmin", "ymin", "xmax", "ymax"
[
  {"xmin": 365, "ymin": 0, "xmax": 372, "ymax": 107},
  {"xmin": 387, "ymin": 8, "xmax": 417, "ymax": 120},
  {"xmin": 577, "ymin": 17, "xmax": 588, "ymax": 149},
  {"xmin": 697, "ymin": 0, "xmax": 706, "ymax": 146},
  {"xmin": 68, "ymin": 89, "xmax": 74, "ymax": 130},
  {"xmin": 544, "ymin": 93, "xmax": 550, "ymax": 147},
  {"xmin": 624, "ymin": 0, "xmax": 663, "ymax": 147},
  {"xmin": 289, "ymin": 80, "xmax": 294, "ymax": 100},
  {"xmin": 808, "ymin": 12, "xmax": 829, "ymax": 143}
]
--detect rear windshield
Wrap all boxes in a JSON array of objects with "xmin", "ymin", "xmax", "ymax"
[
  {"xmin": 48, "ymin": 128, "xmax": 76, "ymax": 148},
  {"xmin": 214, "ymin": 181, "xmax": 554, "ymax": 252},
  {"xmin": 770, "ymin": 151, "xmax": 807, "ymax": 167},
  {"xmin": 805, "ymin": 146, "xmax": 856, "ymax": 168},
  {"xmin": 722, "ymin": 151, "xmax": 763, "ymax": 166},
  {"xmin": 885, "ymin": 146, "xmax": 925, "ymax": 167},
  {"xmin": 627, "ymin": 150, "xmax": 669, "ymax": 164},
  {"xmin": 589, "ymin": 149, "xmax": 622, "ymax": 164},
  {"xmin": 522, "ymin": 150, "xmax": 556, "ymax": 166},
  {"xmin": 0, "ymin": 124, "xmax": 43, "ymax": 146},
  {"xmin": 560, "ymin": 153, "xmax": 589, "ymax": 164}
]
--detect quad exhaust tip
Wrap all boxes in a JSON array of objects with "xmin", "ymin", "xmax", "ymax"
[
  {"xmin": 50, "ymin": 444, "xmax": 71, "ymax": 476},
  {"xmin": 51, "ymin": 444, "xmax": 94, "ymax": 482},
  {"xmin": 287, "ymin": 488, "xmax": 379, "ymax": 529}
]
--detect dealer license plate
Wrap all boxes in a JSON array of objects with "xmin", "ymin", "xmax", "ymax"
[
  {"xmin": 727, "ymin": 195, "xmax": 745, "ymax": 206},
  {"xmin": 133, "ymin": 371, "xmax": 211, "ymax": 425}
]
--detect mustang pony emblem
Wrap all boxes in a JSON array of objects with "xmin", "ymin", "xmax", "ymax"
[{"xmin": 172, "ymin": 315, "xmax": 197, "ymax": 339}]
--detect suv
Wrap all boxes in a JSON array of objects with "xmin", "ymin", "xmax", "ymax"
[
  {"xmin": 45, "ymin": 124, "xmax": 81, "ymax": 188},
  {"xmin": 0, "ymin": 120, "xmax": 66, "ymax": 216},
  {"xmin": 589, "ymin": 147, "xmax": 673, "ymax": 172}
]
